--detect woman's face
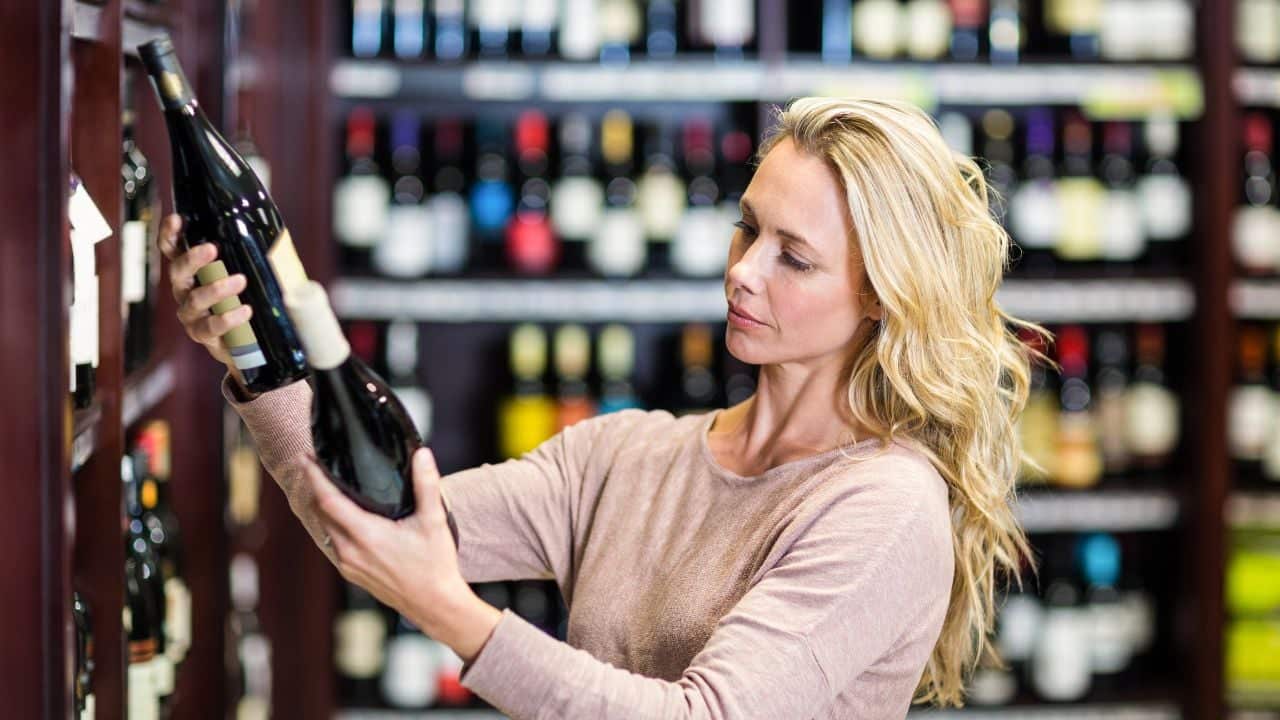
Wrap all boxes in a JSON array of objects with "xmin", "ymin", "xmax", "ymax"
[{"xmin": 724, "ymin": 136, "xmax": 880, "ymax": 368}]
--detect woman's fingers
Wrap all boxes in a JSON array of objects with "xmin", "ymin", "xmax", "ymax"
[
  {"xmin": 177, "ymin": 273, "xmax": 247, "ymax": 325},
  {"xmin": 156, "ymin": 214, "xmax": 183, "ymax": 260},
  {"xmin": 169, "ymin": 243, "xmax": 219, "ymax": 303},
  {"xmin": 186, "ymin": 304, "xmax": 252, "ymax": 345}
]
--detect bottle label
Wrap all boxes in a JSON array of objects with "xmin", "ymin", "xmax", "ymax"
[
  {"xmin": 195, "ymin": 260, "xmax": 267, "ymax": 370},
  {"xmin": 122, "ymin": 221, "xmax": 148, "ymax": 304},
  {"xmin": 156, "ymin": 71, "xmax": 194, "ymax": 109},
  {"xmin": 165, "ymin": 577, "xmax": 193, "ymax": 663},
  {"xmin": 267, "ymin": 229, "xmax": 309, "ymax": 297}
]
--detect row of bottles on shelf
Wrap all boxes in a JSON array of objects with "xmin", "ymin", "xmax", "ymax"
[
  {"xmin": 968, "ymin": 532, "xmax": 1160, "ymax": 706},
  {"xmin": 1018, "ymin": 323, "xmax": 1181, "ymax": 488},
  {"xmin": 117, "ymin": 420, "xmax": 192, "ymax": 720},
  {"xmin": 345, "ymin": 0, "xmax": 1196, "ymax": 63},
  {"xmin": 67, "ymin": 101, "xmax": 166, "ymax": 412},
  {"xmin": 336, "ymin": 583, "xmax": 475, "ymax": 710},
  {"xmin": 1225, "ymin": 495, "xmax": 1280, "ymax": 708},
  {"xmin": 343, "ymin": 317, "xmax": 1182, "ymax": 484},
  {"xmin": 1230, "ymin": 324, "xmax": 1280, "ymax": 487},
  {"xmin": 333, "ymin": 105, "xmax": 1193, "ymax": 280},
  {"xmin": 970, "ymin": 108, "xmax": 1191, "ymax": 273},
  {"xmin": 334, "ymin": 107, "xmax": 752, "ymax": 279},
  {"xmin": 336, "ymin": 579, "xmax": 561, "ymax": 710}
]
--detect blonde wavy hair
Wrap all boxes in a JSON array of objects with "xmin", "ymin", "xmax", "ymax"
[{"xmin": 757, "ymin": 97, "xmax": 1043, "ymax": 706}]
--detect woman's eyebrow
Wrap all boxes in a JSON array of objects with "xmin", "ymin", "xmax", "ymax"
[{"xmin": 741, "ymin": 198, "xmax": 821, "ymax": 257}]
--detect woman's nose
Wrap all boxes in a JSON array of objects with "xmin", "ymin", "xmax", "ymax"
[{"xmin": 726, "ymin": 241, "xmax": 766, "ymax": 294}]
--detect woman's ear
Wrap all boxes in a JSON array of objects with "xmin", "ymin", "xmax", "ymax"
[{"xmin": 866, "ymin": 296, "xmax": 883, "ymax": 322}]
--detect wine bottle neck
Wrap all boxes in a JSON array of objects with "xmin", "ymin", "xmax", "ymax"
[{"xmin": 140, "ymin": 40, "xmax": 197, "ymax": 111}]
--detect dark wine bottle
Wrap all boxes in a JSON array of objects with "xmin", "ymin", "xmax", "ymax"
[
  {"xmin": 122, "ymin": 457, "xmax": 165, "ymax": 720},
  {"xmin": 286, "ymin": 281, "xmax": 419, "ymax": 518},
  {"xmin": 122, "ymin": 113, "xmax": 156, "ymax": 375},
  {"xmin": 138, "ymin": 37, "xmax": 310, "ymax": 394}
]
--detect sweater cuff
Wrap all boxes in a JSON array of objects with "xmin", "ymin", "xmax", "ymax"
[
  {"xmin": 459, "ymin": 609, "xmax": 568, "ymax": 717},
  {"xmin": 220, "ymin": 373, "xmax": 314, "ymax": 475}
]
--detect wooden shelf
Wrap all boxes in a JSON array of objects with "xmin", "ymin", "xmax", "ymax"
[
  {"xmin": 121, "ymin": 359, "xmax": 176, "ymax": 428},
  {"xmin": 1017, "ymin": 489, "xmax": 1181, "ymax": 533},
  {"xmin": 331, "ymin": 277, "xmax": 1194, "ymax": 324},
  {"xmin": 1234, "ymin": 67, "xmax": 1280, "ymax": 107},
  {"xmin": 1231, "ymin": 279, "xmax": 1280, "ymax": 318},
  {"xmin": 331, "ymin": 59, "xmax": 1203, "ymax": 118}
]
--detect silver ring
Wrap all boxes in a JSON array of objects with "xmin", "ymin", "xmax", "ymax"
[{"xmin": 322, "ymin": 533, "xmax": 332, "ymax": 547}]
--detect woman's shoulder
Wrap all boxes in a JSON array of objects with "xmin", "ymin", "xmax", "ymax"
[{"xmin": 807, "ymin": 437, "xmax": 952, "ymax": 536}]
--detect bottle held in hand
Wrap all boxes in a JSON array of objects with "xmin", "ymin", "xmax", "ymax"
[
  {"xmin": 286, "ymin": 281, "xmax": 420, "ymax": 518},
  {"xmin": 139, "ymin": 36, "xmax": 310, "ymax": 394}
]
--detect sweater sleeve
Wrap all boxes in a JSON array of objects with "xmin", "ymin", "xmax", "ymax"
[
  {"xmin": 433, "ymin": 409, "xmax": 641, "ymax": 585},
  {"xmin": 222, "ymin": 373, "xmax": 636, "ymax": 586},
  {"xmin": 458, "ymin": 475, "xmax": 955, "ymax": 720}
]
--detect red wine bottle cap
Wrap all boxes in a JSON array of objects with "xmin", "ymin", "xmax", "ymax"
[{"xmin": 284, "ymin": 281, "xmax": 351, "ymax": 370}]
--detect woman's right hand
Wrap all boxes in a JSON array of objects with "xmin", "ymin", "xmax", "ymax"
[{"xmin": 157, "ymin": 214, "xmax": 254, "ymax": 379}]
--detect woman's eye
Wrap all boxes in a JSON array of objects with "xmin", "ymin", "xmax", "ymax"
[
  {"xmin": 781, "ymin": 252, "xmax": 813, "ymax": 272},
  {"xmin": 733, "ymin": 220, "xmax": 757, "ymax": 238}
]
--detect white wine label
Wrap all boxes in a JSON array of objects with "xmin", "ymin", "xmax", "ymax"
[
  {"xmin": 551, "ymin": 177, "xmax": 605, "ymax": 240},
  {"xmin": 905, "ymin": 0, "xmax": 953, "ymax": 60},
  {"xmin": 229, "ymin": 445, "xmax": 263, "ymax": 526},
  {"xmin": 246, "ymin": 153, "xmax": 273, "ymax": 194},
  {"xmin": 68, "ymin": 180, "xmax": 113, "ymax": 246},
  {"xmin": 672, "ymin": 206, "xmax": 731, "ymax": 277},
  {"xmin": 701, "ymin": 0, "xmax": 755, "ymax": 46},
  {"xmin": 636, "ymin": 170, "xmax": 686, "ymax": 241},
  {"xmin": 559, "ymin": 0, "xmax": 601, "ymax": 59},
  {"xmin": 589, "ymin": 207, "xmax": 646, "ymax": 277},
  {"xmin": 127, "ymin": 661, "xmax": 160, "ymax": 720},
  {"xmin": 153, "ymin": 655, "xmax": 175, "ymax": 697},
  {"xmin": 1136, "ymin": 173, "xmax": 1192, "ymax": 241},
  {"xmin": 267, "ymin": 229, "xmax": 309, "ymax": 297},
  {"xmin": 1055, "ymin": 177, "xmax": 1105, "ymax": 261},
  {"xmin": 599, "ymin": 0, "xmax": 643, "ymax": 44},
  {"xmin": 382, "ymin": 633, "xmax": 442, "ymax": 708},
  {"xmin": 196, "ymin": 260, "xmax": 267, "ymax": 370},
  {"xmin": 165, "ymin": 577, "xmax": 193, "ymax": 663},
  {"xmin": 1009, "ymin": 181, "xmax": 1059, "ymax": 250},
  {"xmin": 522, "ymin": 0, "xmax": 558, "ymax": 28},
  {"xmin": 852, "ymin": 0, "xmax": 902, "ymax": 59},
  {"xmin": 333, "ymin": 175, "xmax": 391, "ymax": 248},
  {"xmin": 427, "ymin": 192, "xmax": 469, "ymax": 273},
  {"xmin": 374, "ymin": 204, "xmax": 435, "ymax": 278},
  {"xmin": 1099, "ymin": 189, "xmax": 1145, "ymax": 261},
  {"xmin": 334, "ymin": 609, "xmax": 387, "ymax": 678},
  {"xmin": 122, "ymin": 221, "xmax": 148, "ymax": 303}
]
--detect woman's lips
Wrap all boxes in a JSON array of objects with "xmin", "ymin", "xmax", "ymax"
[{"xmin": 728, "ymin": 304, "xmax": 766, "ymax": 329}]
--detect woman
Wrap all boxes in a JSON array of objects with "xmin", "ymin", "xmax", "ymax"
[{"xmin": 160, "ymin": 97, "xmax": 1038, "ymax": 718}]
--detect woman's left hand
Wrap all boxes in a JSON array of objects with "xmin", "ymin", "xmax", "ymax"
[{"xmin": 301, "ymin": 447, "xmax": 499, "ymax": 660}]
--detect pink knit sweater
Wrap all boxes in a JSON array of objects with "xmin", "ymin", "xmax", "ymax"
[{"xmin": 225, "ymin": 377, "xmax": 955, "ymax": 719}]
